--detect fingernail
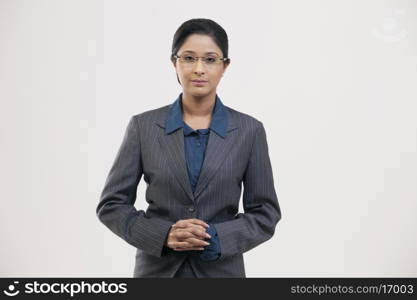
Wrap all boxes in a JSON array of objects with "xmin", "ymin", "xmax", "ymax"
[{"xmin": 206, "ymin": 234, "xmax": 211, "ymax": 238}]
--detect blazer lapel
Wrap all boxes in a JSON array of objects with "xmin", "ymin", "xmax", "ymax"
[
  {"xmin": 193, "ymin": 125, "xmax": 238, "ymax": 201},
  {"xmin": 157, "ymin": 127, "xmax": 195, "ymax": 203}
]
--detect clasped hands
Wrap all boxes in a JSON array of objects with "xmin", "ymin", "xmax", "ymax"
[{"xmin": 165, "ymin": 218, "xmax": 211, "ymax": 251}]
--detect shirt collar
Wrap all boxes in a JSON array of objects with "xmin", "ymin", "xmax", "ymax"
[{"xmin": 165, "ymin": 92, "xmax": 228, "ymax": 138}]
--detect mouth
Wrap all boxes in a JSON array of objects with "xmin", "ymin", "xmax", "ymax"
[{"xmin": 191, "ymin": 80, "xmax": 208, "ymax": 86}]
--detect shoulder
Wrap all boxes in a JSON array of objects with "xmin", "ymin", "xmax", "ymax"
[
  {"xmin": 131, "ymin": 104, "xmax": 170, "ymax": 123},
  {"xmin": 224, "ymin": 105, "xmax": 263, "ymax": 132},
  {"xmin": 126, "ymin": 105, "xmax": 170, "ymax": 134}
]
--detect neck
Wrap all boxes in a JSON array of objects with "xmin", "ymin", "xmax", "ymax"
[{"xmin": 181, "ymin": 91, "xmax": 216, "ymax": 117}]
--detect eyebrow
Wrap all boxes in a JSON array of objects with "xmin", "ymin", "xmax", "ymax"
[{"xmin": 181, "ymin": 50, "xmax": 220, "ymax": 55}]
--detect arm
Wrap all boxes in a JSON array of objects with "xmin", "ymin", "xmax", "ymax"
[
  {"xmin": 96, "ymin": 116, "xmax": 174, "ymax": 258},
  {"xmin": 214, "ymin": 122, "xmax": 282, "ymax": 261}
]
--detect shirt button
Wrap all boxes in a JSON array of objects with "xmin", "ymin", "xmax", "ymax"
[{"xmin": 188, "ymin": 206, "xmax": 195, "ymax": 212}]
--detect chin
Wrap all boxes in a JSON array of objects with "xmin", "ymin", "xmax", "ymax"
[{"xmin": 186, "ymin": 87, "xmax": 211, "ymax": 97}]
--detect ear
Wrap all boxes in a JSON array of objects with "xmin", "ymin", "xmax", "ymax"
[
  {"xmin": 171, "ymin": 56, "xmax": 177, "ymax": 68},
  {"xmin": 223, "ymin": 59, "xmax": 230, "ymax": 72}
]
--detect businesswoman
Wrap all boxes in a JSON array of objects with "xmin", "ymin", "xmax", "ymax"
[{"xmin": 96, "ymin": 18, "xmax": 282, "ymax": 278}]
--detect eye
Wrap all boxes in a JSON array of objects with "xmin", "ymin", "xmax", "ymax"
[
  {"xmin": 183, "ymin": 55, "xmax": 195, "ymax": 61},
  {"xmin": 205, "ymin": 57, "xmax": 217, "ymax": 63}
]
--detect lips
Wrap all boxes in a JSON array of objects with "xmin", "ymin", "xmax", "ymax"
[{"xmin": 191, "ymin": 80, "xmax": 208, "ymax": 87}]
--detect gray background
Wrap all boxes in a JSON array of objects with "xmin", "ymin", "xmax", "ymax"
[{"xmin": 0, "ymin": 0, "xmax": 416, "ymax": 277}]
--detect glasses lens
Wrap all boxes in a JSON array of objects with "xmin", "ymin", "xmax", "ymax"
[
  {"xmin": 181, "ymin": 55, "xmax": 196, "ymax": 63},
  {"xmin": 177, "ymin": 54, "xmax": 222, "ymax": 66},
  {"xmin": 203, "ymin": 57, "xmax": 218, "ymax": 64}
]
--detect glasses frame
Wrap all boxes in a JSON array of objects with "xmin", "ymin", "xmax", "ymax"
[{"xmin": 173, "ymin": 54, "xmax": 230, "ymax": 66}]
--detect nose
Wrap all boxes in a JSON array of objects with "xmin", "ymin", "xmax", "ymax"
[{"xmin": 193, "ymin": 58, "xmax": 206, "ymax": 75}]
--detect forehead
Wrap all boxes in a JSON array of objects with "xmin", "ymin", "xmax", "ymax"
[
  {"xmin": 178, "ymin": 34, "xmax": 222, "ymax": 55},
  {"xmin": 181, "ymin": 50, "xmax": 219, "ymax": 55}
]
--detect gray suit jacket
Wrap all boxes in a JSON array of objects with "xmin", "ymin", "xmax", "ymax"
[{"xmin": 96, "ymin": 102, "xmax": 281, "ymax": 278}]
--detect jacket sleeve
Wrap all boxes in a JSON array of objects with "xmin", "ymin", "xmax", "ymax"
[
  {"xmin": 199, "ymin": 223, "xmax": 221, "ymax": 261},
  {"xmin": 96, "ymin": 116, "xmax": 174, "ymax": 258},
  {"xmin": 214, "ymin": 122, "xmax": 282, "ymax": 261}
]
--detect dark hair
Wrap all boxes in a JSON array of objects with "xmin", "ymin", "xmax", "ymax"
[{"xmin": 171, "ymin": 18, "xmax": 230, "ymax": 85}]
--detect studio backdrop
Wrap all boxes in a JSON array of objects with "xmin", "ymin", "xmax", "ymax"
[{"xmin": 0, "ymin": 0, "xmax": 416, "ymax": 277}]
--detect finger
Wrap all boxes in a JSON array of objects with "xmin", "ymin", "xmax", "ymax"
[
  {"xmin": 167, "ymin": 241, "xmax": 191, "ymax": 249},
  {"xmin": 174, "ymin": 223, "xmax": 210, "ymax": 238},
  {"xmin": 184, "ymin": 226, "xmax": 211, "ymax": 240},
  {"xmin": 187, "ymin": 218, "xmax": 209, "ymax": 228},
  {"xmin": 172, "ymin": 219, "xmax": 193, "ymax": 228},
  {"xmin": 184, "ymin": 237, "xmax": 210, "ymax": 247},
  {"xmin": 168, "ymin": 237, "xmax": 209, "ymax": 249},
  {"xmin": 172, "ymin": 222, "xmax": 191, "ymax": 229},
  {"xmin": 173, "ymin": 227, "xmax": 210, "ymax": 240},
  {"xmin": 174, "ymin": 247, "xmax": 205, "ymax": 251},
  {"xmin": 172, "ymin": 229, "xmax": 199, "ymax": 240},
  {"xmin": 173, "ymin": 219, "xmax": 209, "ymax": 229},
  {"xmin": 171, "ymin": 219, "xmax": 185, "ymax": 228}
]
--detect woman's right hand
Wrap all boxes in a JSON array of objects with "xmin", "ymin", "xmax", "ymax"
[{"xmin": 165, "ymin": 218, "xmax": 212, "ymax": 251}]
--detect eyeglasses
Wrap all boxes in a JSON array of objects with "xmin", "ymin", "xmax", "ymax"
[{"xmin": 173, "ymin": 54, "xmax": 230, "ymax": 66}]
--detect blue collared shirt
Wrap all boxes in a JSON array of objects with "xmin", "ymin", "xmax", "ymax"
[{"xmin": 165, "ymin": 92, "xmax": 226, "ymax": 261}]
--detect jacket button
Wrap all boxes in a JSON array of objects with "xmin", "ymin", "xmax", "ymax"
[{"xmin": 188, "ymin": 206, "xmax": 195, "ymax": 212}]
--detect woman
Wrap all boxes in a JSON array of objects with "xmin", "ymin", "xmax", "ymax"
[{"xmin": 96, "ymin": 18, "xmax": 281, "ymax": 278}]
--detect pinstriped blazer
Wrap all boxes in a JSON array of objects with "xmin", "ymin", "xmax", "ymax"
[{"xmin": 96, "ymin": 98, "xmax": 282, "ymax": 278}]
